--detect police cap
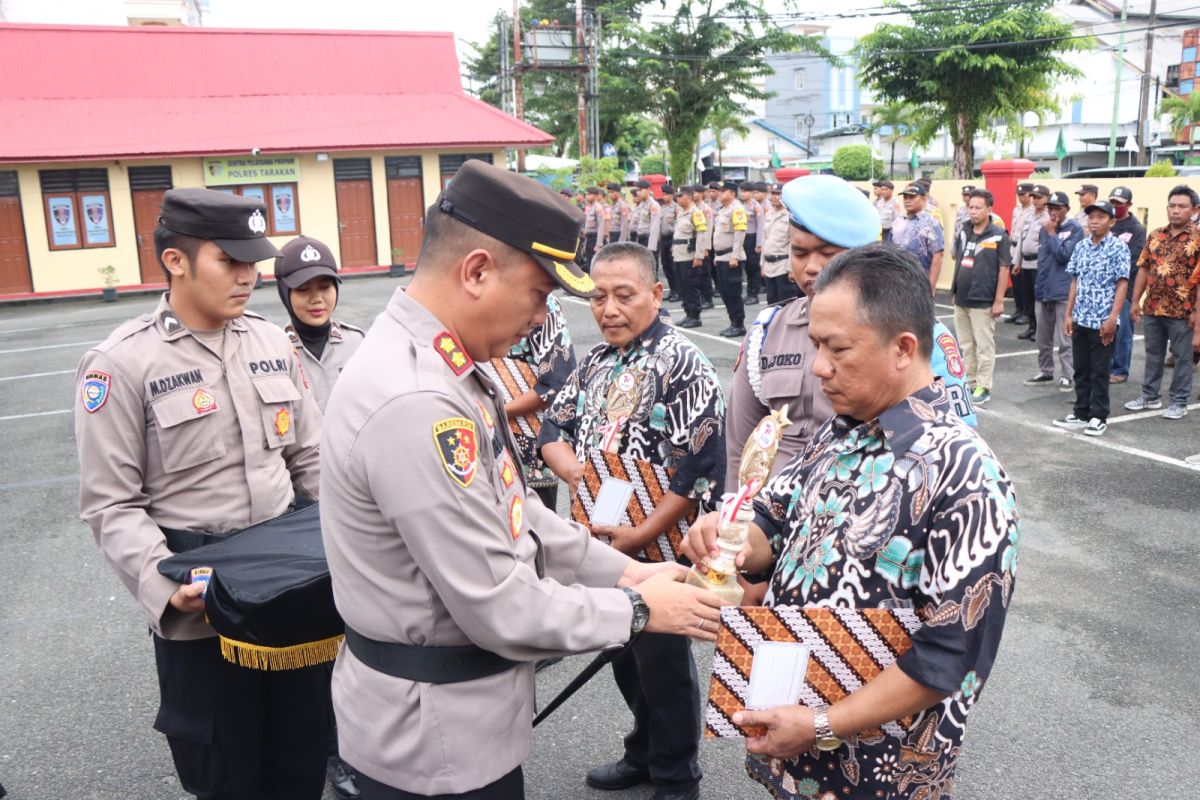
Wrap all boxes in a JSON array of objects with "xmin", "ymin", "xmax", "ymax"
[
  {"xmin": 1016, "ymin": 182, "xmax": 1034, "ymax": 193},
  {"xmin": 159, "ymin": 187, "xmax": 283, "ymax": 263},
  {"xmin": 781, "ymin": 174, "xmax": 881, "ymax": 248},
  {"xmin": 1030, "ymin": 184, "xmax": 1050, "ymax": 197},
  {"xmin": 634, "ymin": 179, "xmax": 651, "ymax": 189},
  {"xmin": 275, "ymin": 236, "xmax": 339, "ymax": 290},
  {"xmin": 707, "ymin": 181, "xmax": 721, "ymax": 190},
  {"xmin": 768, "ymin": 182, "xmax": 782, "ymax": 193},
  {"xmin": 961, "ymin": 184, "xmax": 976, "ymax": 194},
  {"xmin": 606, "ymin": 182, "xmax": 623, "ymax": 191},
  {"xmin": 877, "ymin": 180, "xmax": 894, "ymax": 189},
  {"xmin": 1075, "ymin": 184, "xmax": 1100, "ymax": 196},
  {"xmin": 719, "ymin": 180, "xmax": 740, "ymax": 192},
  {"xmin": 900, "ymin": 182, "xmax": 927, "ymax": 196},
  {"xmin": 661, "ymin": 184, "xmax": 675, "ymax": 195},
  {"xmin": 438, "ymin": 160, "xmax": 595, "ymax": 296}
]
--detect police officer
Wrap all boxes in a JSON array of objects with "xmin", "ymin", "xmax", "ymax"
[
  {"xmin": 606, "ymin": 181, "xmax": 632, "ymax": 245},
  {"xmin": 658, "ymin": 185, "xmax": 680, "ymax": 300},
  {"xmin": 274, "ymin": 236, "xmax": 365, "ymax": 413},
  {"xmin": 75, "ymin": 188, "xmax": 329, "ymax": 800},
  {"xmin": 711, "ymin": 179, "xmax": 749, "ymax": 337},
  {"xmin": 698, "ymin": 185, "xmax": 718, "ymax": 308},
  {"xmin": 319, "ymin": 161, "xmax": 723, "ymax": 800},
  {"xmin": 1007, "ymin": 182, "xmax": 1035, "ymax": 325},
  {"xmin": 740, "ymin": 181, "xmax": 765, "ymax": 306},
  {"xmin": 582, "ymin": 186, "xmax": 605, "ymax": 270},
  {"xmin": 671, "ymin": 185, "xmax": 711, "ymax": 329},
  {"xmin": 760, "ymin": 182, "xmax": 796, "ymax": 304}
]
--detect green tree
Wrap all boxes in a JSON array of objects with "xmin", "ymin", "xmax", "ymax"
[
  {"xmin": 855, "ymin": 0, "xmax": 1086, "ymax": 178},
  {"xmin": 604, "ymin": 1, "xmax": 825, "ymax": 185},
  {"xmin": 576, "ymin": 156, "xmax": 626, "ymax": 188},
  {"xmin": 832, "ymin": 145, "xmax": 883, "ymax": 181},
  {"xmin": 706, "ymin": 106, "xmax": 751, "ymax": 176},
  {"xmin": 640, "ymin": 154, "xmax": 667, "ymax": 175},
  {"xmin": 1145, "ymin": 159, "xmax": 1178, "ymax": 177},
  {"xmin": 1159, "ymin": 93, "xmax": 1200, "ymax": 158},
  {"xmin": 866, "ymin": 101, "xmax": 916, "ymax": 179}
]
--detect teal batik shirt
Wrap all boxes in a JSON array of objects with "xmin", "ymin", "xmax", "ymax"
[{"xmin": 749, "ymin": 381, "xmax": 1019, "ymax": 800}]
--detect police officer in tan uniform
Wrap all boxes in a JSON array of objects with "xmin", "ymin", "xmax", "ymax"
[
  {"xmin": 75, "ymin": 188, "xmax": 329, "ymax": 800},
  {"xmin": 740, "ymin": 181, "xmax": 765, "ymax": 306},
  {"xmin": 274, "ymin": 236, "xmax": 365, "ymax": 413},
  {"xmin": 658, "ymin": 185, "xmax": 681, "ymax": 301},
  {"xmin": 632, "ymin": 179, "xmax": 661, "ymax": 253},
  {"xmin": 606, "ymin": 182, "xmax": 631, "ymax": 245},
  {"xmin": 672, "ymin": 186, "xmax": 711, "ymax": 330},
  {"xmin": 319, "ymin": 161, "xmax": 723, "ymax": 800},
  {"xmin": 711, "ymin": 180, "xmax": 749, "ymax": 337},
  {"xmin": 582, "ymin": 186, "xmax": 605, "ymax": 270},
  {"xmin": 760, "ymin": 182, "xmax": 796, "ymax": 304}
]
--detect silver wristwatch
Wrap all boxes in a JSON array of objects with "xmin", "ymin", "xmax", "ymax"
[{"xmin": 812, "ymin": 707, "xmax": 841, "ymax": 751}]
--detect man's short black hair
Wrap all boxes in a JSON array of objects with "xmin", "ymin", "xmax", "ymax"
[
  {"xmin": 1167, "ymin": 184, "xmax": 1199, "ymax": 207},
  {"xmin": 967, "ymin": 188, "xmax": 993, "ymax": 207},
  {"xmin": 812, "ymin": 242, "xmax": 935, "ymax": 359},
  {"xmin": 153, "ymin": 224, "xmax": 204, "ymax": 283}
]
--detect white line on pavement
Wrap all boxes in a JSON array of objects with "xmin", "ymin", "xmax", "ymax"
[
  {"xmin": 995, "ymin": 348, "xmax": 1040, "ymax": 359},
  {"xmin": 0, "ymin": 369, "xmax": 75, "ymax": 382},
  {"xmin": 0, "ymin": 409, "xmax": 71, "ymax": 422},
  {"xmin": 976, "ymin": 408, "xmax": 1200, "ymax": 472},
  {"xmin": 0, "ymin": 340, "xmax": 100, "ymax": 355},
  {"xmin": 1104, "ymin": 401, "xmax": 1200, "ymax": 425}
]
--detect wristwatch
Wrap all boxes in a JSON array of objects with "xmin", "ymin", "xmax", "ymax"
[
  {"xmin": 811, "ymin": 706, "xmax": 841, "ymax": 751},
  {"xmin": 621, "ymin": 587, "xmax": 649, "ymax": 637}
]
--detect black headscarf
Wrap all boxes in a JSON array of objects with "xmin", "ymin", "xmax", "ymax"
[{"xmin": 278, "ymin": 279, "xmax": 338, "ymax": 360}]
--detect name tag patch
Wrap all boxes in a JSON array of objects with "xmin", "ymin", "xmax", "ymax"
[{"xmin": 149, "ymin": 368, "xmax": 203, "ymax": 398}]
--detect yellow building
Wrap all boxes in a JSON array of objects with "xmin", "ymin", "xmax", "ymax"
[{"xmin": 0, "ymin": 24, "xmax": 551, "ymax": 297}]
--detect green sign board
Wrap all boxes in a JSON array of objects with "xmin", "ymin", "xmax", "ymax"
[{"xmin": 203, "ymin": 156, "xmax": 300, "ymax": 186}]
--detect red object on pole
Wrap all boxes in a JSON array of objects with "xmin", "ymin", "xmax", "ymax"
[
  {"xmin": 774, "ymin": 167, "xmax": 811, "ymax": 184},
  {"xmin": 643, "ymin": 174, "xmax": 668, "ymax": 198},
  {"xmin": 980, "ymin": 159, "xmax": 1036, "ymax": 232}
]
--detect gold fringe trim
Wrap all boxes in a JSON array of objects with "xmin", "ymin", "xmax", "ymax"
[{"xmin": 218, "ymin": 634, "xmax": 344, "ymax": 671}]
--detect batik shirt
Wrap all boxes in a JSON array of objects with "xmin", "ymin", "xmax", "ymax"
[
  {"xmin": 892, "ymin": 211, "xmax": 944, "ymax": 273},
  {"xmin": 540, "ymin": 315, "xmax": 726, "ymax": 503},
  {"xmin": 1066, "ymin": 233, "xmax": 1130, "ymax": 330},
  {"xmin": 748, "ymin": 382, "xmax": 1019, "ymax": 800},
  {"xmin": 1137, "ymin": 223, "xmax": 1200, "ymax": 318}
]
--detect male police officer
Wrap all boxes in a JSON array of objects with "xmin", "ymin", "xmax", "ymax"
[
  {"xmin": 741, "ymin": 181, "xmax": 766, "ymax": 306},
  {"xmin": 76, "ymin": 188, "xmax": 329, "ymax": 800},
  {"xmin": 319, "ymin": 161, "xmax": 723, "ymax": 800},
  {"xmin": 658, "ymin": 185, "xmax": 681, "ymax": 300},
  {"xmin": 712, "ymin": 180, "xmax": 749, "ymax": 338},
  {"xmin": 632, "ymin": 179, "xmax": 661, "ymax": 254},
  {"xmin": 672, "ymin": 187, "xmax": 710, "ymax": 329},
  {"xmin": 582, "ymin": 186, "xmax": 606, "ymax": 269},
  {"xmin": 605, "ymin": 182, "xmax": 631, "ymax": 245}
]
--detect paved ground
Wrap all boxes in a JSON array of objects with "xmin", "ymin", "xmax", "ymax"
[{"xmin": 1, "ymin": 274, "xmax": 1197, "ymax": 799}]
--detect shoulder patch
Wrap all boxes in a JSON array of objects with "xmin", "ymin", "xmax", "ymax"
[
  {"xmin": 433, "ymin": 417, "xmax": 478, "ymax": 488},
  {"xmin": 433, "ymin": 331, "xmax": 473, "ymax": 376},
  {"xmin": 80, "ymin": 370, "xmax": 111, "ymax": 413},
  {"xmin": 936, "ymin": 331, "xmax": 965, "ymax": 378}
]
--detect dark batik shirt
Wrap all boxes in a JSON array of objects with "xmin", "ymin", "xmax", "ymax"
[
  {"xmin": 539, "ymin": 315, "xmax": 726, "ymax": 502},
  {"xmin": 748, "ymin": 381, "xmax": 1019, "ymax": 800},
  {"xmin": 1138, "ymin": 222, "xmax": 1200, "ymax": 319}
]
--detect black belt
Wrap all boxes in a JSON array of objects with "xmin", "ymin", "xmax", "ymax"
[
  {"xmin": 672, "ymin": 238, "xmax": 690, "ymax": 245},
  {"xmin": 161, "ymin": 527, "xmax": 225, "ymax": 554},
  {"xmin": 344, "ymin": 626, "xmax": 520, "ymax": 684},
  {"xmin": 763, "ymin": 254, "xmax": 787, "ymax": 263},
  {"xmin": 715, "ymin": 247, "xmax": 732, "ymax": 256}
]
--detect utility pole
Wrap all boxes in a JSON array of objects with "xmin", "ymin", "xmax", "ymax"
[
  {"xmin": 576, "ymin": 0, "xmax": 588, "ymax": 160},
  {"xmin": 1136, "ymin": 0, "xmax": 1158, "ymax": 165},
  {"xmin": 1107, "ymin": 0, "xmax": 1129, "ymax": 169},
  {"xmin": 513, "ymin": 0, "xmax": 526, "ymax": 172}
]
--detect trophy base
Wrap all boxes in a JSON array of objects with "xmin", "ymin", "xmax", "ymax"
[{"xmin": 685, "ymin": 567, "xmax": 745, "ymax": 607}]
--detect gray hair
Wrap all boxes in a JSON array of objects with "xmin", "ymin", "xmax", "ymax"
[{"xmin": 592, "ymin": 242, "xmax": 657, "ymax": 287}]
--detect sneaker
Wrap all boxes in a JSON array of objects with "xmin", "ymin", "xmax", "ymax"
[
  {"xmin": 1123, "ymin": 396, "xmax": 1162, "ymax": 411},
  {"xmin": 1163, "ymin": 404, "xmax": 1189, "ymax": 420},
  {"xmin": 1052, "ymin": 414, "xmax": 1088, "ymax": 430},
  {"xmin": 1057, "ymin": 377, "xmax": 1073, "ymax": 392},
  {"xmin": 971, "ymin": 386, "xmax": 991, "ymax": 405},
  {"xmin": 1084, "ymin": 418, "xmax": 1107, "ymax": 436},
  {"xmin": 1024, "ymin": 373, "xmax": 1054, "ymax": 386}
]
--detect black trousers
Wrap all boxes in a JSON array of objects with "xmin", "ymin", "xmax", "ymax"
[
  {"xmin": 582, "ymin": 233, "xmax": 598, "ymax": 273},
  {"xmin": 700, "ymin": 253, "xmax": 715, "ymax": 302},
  {"xmin": 714, "ymin": 258, "xmax": 745, "ymax": 326},
  {"xmin": 659, "ymin": 242, "xmax": 678, "ymax": 295},
  {"xmin": 1071, "ymin": 325, "xmax": 1115, "ymax": 422},
  {"xmin": 355, "ymin": 767, "xmax": 524, "ymax": 800},
  {"xmin": 764, "ymin": 273, "xmax": 799, "ymax": 305},
  {"xmin": 679, "ymin": 255, "xmax": 704, "ymax": 320},
  {"xmin": 1016, "ymin": 266, "xmax": 1037, "ymax": 321},
  {"xmin": 743, "ymin": 233, "xmax": 762, "ymax": 296},
  {"xmin": 152, "ymin": 635, "xmax": 329, "ymax": 800},
  {"xmin": 611, "ymin": 632, "xmax": 702, "ymax": 790}
]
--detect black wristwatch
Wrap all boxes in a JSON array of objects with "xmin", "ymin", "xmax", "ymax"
[{"xmin": 621, "ymin": 587, "xmax": 649, "ymax": 637}]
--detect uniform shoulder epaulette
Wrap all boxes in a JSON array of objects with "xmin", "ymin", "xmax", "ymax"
[
  {"xmin": 242, "ymin": 309, "xmax": 266, "ymax": 320},
  {"xmin": 92, "ymin": 314, "xmax": 155, "ymax": 354},
  {"xmin": 336, "ymin": 320, "xmax": 366, "ymax": 334}
]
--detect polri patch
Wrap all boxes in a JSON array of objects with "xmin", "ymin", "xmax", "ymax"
[
  {"xmin": 433, "ymin": 331, "xmax": 473, "ymax": 376},
  {"xmin": 80, "ymin": 370, "xmax": 111, "ymax": 413},
  {"xmin": 509, "ymin": 495, "xmax": 524, "ymax": 540},
  {"xmin": 274, "ymin": 408, "xmax": 291, "ymax": 438},
  {"xmin": 433, "ymin": 417, "xmax": 478, "ymax": 488},
  {"xmin": 192, "ymin": 388, "xmax": 219, "ymax": 415}
]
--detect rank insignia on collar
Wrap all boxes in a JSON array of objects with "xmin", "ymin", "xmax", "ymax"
[
  {"xmin": 433, "ymin": 331, "xmax": 473, "ymax": 376},
  {"xmin": 160, "ymin": 310, "xmax": 182, "ymax": 335},
  {"xmin": 80, "ymin": 370, "xmax": 111, "ymax": 413},
  {"xmin": 433, "ymin": 417, "xmax": 478, "ymax": 488},
  {"xmin": 509, "ymin": 494, "xmax": 524, "ymax": 540},
  {"xmin": 192, "ymin": 388, "xmax": 219, "ymax": 415},
  {"xmin": 274, "ymin": 408, "xmax": 291, "ymax": 437}
]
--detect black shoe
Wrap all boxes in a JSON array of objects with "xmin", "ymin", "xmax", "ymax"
[
  {"xmin": 1017, "ymin": 327, "xmax": 1036, "ymax": 340},
  {"xmin": 719, "ymin": 325, "xmax": 747, "ymax": 338},
  {"xmin": 534, "ymin": 656, "xmax": 562, "ymax": 672},
  {"xmin": 701, "ymin": 299, "xmax": 714, "ymax": 310},
  {"xmin": 665, "ymin": 292, "xmax": 681, "ymax": 302},
  {"xmin": 586, "ymin": 759, "xmax": 651, "ymax": 790},
  {"xmin": 327, "ymin": 756, "xmax": 361, "ymax": 799},
  {"xmin": 651, "ymin": 786, "xmax": 700, "ymax": 800},
  {"xmin": 744, "ymin": 294, "xmax": 759, "ymax": 306},
  {"xmin": 1004, "ymin": 314, "xmax": 1021, "ymax": 324},
  {"xmin": 1009, "ymin": 314, "xmax": 1029, "ymax": 325},
  {"xmin": 679, "ymin": 317, "xmax": 702, "ymax": 329}
]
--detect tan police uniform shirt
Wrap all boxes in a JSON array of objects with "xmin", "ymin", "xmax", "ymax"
[
  {"xmin": 724, "ymin": 297, "xmax": 834, "ymax": 490},
  {"xmin": 633, "ymin": 197, "xmax": 661, "ymax": 251},
  {"xmin": 608, "ymin": 197, "xmax": 631, "ymax": 244},
  {"xmin": 75, "ymin": 294, "xmax": 321, "ymax": 641},
  {"xmin": 712, "ymin": 200, "xmax": 748, "ymax": 264},
  {"xmin": 284, "ymin": 320, "xmax": 365, "ymax": 412},
  {"xmin": 743, "ymin": 197, "xmax": 760, "ymax": 235},
  {"xmin": 1015, "ymin": 207, "xmax": 1047, "ymax": 270},
  {"xmin": 658, "ymin": 200, "xmax": 679, "ymax": 248},
  {"xmin": 320, "ymin": 287, "xmax": 633, "ymax": 795},
  {"xmin": 584, "ymin": 199, "xmax": 604, "ymax": 238},
  {"xmin": 761, "ymin": 205, "xmax": 791, "ymax": 279},
  {"xmin": 671, "ymin": 205, "xmax": 710, "ymax": 262}
]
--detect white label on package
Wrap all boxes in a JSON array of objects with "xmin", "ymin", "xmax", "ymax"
[
  {"xmin": 746, "ymin": 642, "xmax": 810, "ymax": 710},
  {"xmin": 591, "ymin": 477, "xmax": 634, "ymax": 526}
]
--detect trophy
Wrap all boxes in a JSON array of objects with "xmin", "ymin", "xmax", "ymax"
[{"xmin": 685, "ymin": 405, "xmax": 791, "ymax": 605}]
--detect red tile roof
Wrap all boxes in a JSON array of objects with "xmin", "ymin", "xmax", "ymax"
[{"xmin": 0, "ymin": 24, "xmax": 552, "ymax": 162}]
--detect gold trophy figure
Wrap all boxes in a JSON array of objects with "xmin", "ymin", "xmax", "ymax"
[{"xmin": 686, "ymin": 405, "xmax": 791, "ymax": 605}]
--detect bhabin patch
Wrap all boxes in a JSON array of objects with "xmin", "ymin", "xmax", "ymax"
[
  {"xmin": 192, "ymin": 388, "xmax": 219, "ymax": 415},
  {"xmin": 433, "ymin": 417, "xmax": 478, "ymax": 488},
  {"xmin": 80, "ymin": 370, "xmax": 111, "ymax": 413}
]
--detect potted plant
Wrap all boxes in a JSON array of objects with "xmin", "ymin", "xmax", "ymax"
[
  {"xmin": 98, "ymin": 264, "xmax": 118, "ymax": 303},
  {"xmin": 389, "ymin": 246, "xmax": 409, "ymax": 277}
]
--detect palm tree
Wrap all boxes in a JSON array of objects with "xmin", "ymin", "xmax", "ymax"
[
  {"xmin": 866, "ymin": 101, "xmax": 916, "ymax": 179},
  {"xmin": 706, "ymin": 107, "xmax": 751, "ymax": 177},
  {"xmin": 1159, "ymin": 93, "xmax": 1200, "ymax": 160}
]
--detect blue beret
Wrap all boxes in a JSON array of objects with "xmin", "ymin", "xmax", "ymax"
[{"xmin": 780, "ymin": 175, "xmax": 881, "ymax": 249}]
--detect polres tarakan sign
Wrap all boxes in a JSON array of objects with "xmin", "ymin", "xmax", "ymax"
[{"xmin": 203, "ymin": 156, "xmax": 300, "ymax": 186}]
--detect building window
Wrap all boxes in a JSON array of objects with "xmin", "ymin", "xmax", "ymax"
[
  {"xmin": 1071, "ymin": 99, "xmax": 1083, "ymax": 125},
  {"xmin": 40, "ymin": 168, "xmax": 114, "ymax": 251},
  {"xmin": 215, "ymin": 184, "xmax": 300, "ymax": 235},
  {"xmin": 793, "ymin": 68, "xmax": 805, "ymax": 90}
]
